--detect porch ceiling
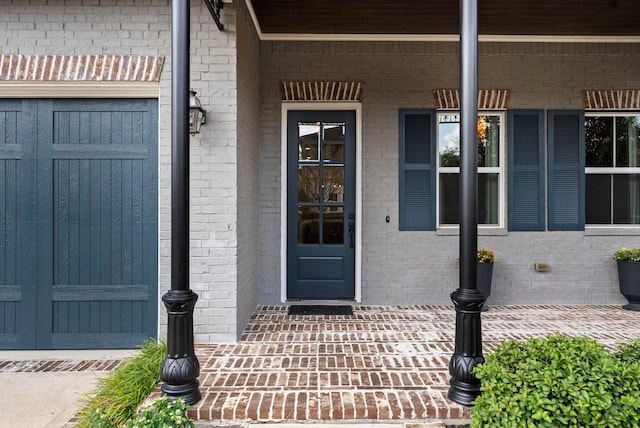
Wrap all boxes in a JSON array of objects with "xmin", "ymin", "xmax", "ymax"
[{"xmin": 247, "ymin": 0, "xmax": 640, "ymax": 39}]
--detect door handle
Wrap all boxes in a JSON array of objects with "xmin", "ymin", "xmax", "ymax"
[{"xmin": 348, "ymin": 220, "xmax": 355, "ymax": 248}]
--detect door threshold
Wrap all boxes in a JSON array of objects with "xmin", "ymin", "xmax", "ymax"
[{"xmin": 285, "ymin": 299, "xmax": 357, "ymax": 306}]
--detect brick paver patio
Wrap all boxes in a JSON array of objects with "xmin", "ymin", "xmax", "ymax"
[
  {"xmin": 178, "ymin": 304, "xmax": 640, "ymax": 425},
  {"xmin": 8, "ymin": 304, "xmax": 636, "ymax": 427}
]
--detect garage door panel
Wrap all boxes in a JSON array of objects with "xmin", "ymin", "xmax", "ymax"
[
  {"xmin": 0, "ymin": 100, "xmax": 37, "ymax": 349},
  {"xmin": 45, "ymin": 99, "xmax": 157, "ymax": 349},
  {"xmin": 52, "ymin": 158, "xmax": 147, "ymax": 287},
  {"xmin": 1, "ymin": 99, "xmax": 157, "ymax": 349}
]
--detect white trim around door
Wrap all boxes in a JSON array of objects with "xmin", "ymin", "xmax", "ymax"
[{"xmin": 281, "ymin": 102, "xmax": 362, "ymax": 303}]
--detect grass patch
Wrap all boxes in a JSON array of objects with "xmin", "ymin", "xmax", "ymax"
[{"xmin": 75, "ymin": 339, "xmax": 166, "ymax": 427}]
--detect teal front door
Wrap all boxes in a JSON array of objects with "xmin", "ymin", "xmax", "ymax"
[
  {"xmin": 0, "ymin": 99, "xmax": 158, "ymax": 349},
  {"xmin": 287, "ymin": 110, "xmax": 356, "ymax": 299}
]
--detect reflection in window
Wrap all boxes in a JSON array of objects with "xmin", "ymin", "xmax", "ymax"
[
  {"xmin": 298, "ymin": 207, "xmax": 319, "ymax": 244},
  {"xmin": 437, "ymin": 113, "xmax": 503, "ymax": 227},
  {"xmin": 323, "ymin": 207, "xmax": 344, "ymax": 244},
  {"xmin": 585, "ymin": 114, "xmax": 640, "ymax": 225}
]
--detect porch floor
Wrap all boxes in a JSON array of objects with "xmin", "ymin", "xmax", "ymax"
[{"xmin": 164, "ymin": 304, "xmax": 640, "ymax": 426}]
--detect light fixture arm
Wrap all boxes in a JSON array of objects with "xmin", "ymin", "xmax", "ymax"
[{"xmin": 203, "ymin": 0, "xmax": 224, "ymax": 31}]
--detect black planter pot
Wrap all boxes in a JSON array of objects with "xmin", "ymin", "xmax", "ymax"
[
  {"xmin": 477, "ymin": 262, "xmax": 494, "ymax": 312},
  {"xmin": 617, "ymin": 260, "xmax": 640, "ymax": 311}
]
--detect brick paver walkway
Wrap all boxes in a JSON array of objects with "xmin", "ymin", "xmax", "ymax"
[{"xmin": 179, "ymin": 304, "xmax": 640, "ymax": 425}]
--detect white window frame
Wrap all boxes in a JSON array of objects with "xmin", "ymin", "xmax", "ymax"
[
  {"xmin": 436, "ymin": 111, "xmax": 506, "ymax": 230},
  {"xmin": 585, "ymin": 112, "xmax": 640, "ymax": 228}
]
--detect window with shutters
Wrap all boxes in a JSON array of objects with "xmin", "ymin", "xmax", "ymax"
[
  {"xmin": 585, "ymin": 113, "xmax": 640, "ymax": 225},
  {"xmin": 436, "ymin": 112, "xmax": 505, "ymax": 228}
]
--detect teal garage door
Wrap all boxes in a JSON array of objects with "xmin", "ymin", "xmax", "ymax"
[{"xmin": 0, "ymin": 99, "xmax": 158, "ymax": 349}]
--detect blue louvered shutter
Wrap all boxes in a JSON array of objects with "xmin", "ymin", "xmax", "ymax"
[
  {"xmin": 508, "ymin": 110, "xmax": 545, "ymax": 231},
  {"xmin": 399, "ymin": 110, "xmax": 436, "ymax": 230},
  {"xmin": 548, "ymin": 110, "xmax": 585, "ymax": 230}
]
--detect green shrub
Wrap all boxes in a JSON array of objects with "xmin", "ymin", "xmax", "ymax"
[
  {"xmin": 471, "ymin": 333, "xmax": 640, "ymax": 428},
  {"xmin": 124, "ymin": 397, "xmax": 194, "ymax": 428},
  {"xmin": 76, "ymin": 339, "xmax": 167, "ymax": 427},
  {"xmin": 615, "ymin": 339, "xmax": 640, "ymax": 364}
]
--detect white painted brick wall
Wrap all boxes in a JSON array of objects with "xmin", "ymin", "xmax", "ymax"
[
  {"xmin": 259, "ymin": 41, "xmax": 640, "ymax": 307},
  {"xmin": 235, "ymin": 0, "xmax": 261, "ymax": 339}
]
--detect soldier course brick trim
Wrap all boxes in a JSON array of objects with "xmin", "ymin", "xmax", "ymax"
[
  {"xmin": 583, "ymin": 89, "xmax": 640, "ymax": 110},
  {"xmin": 433, "ymin": 89, "xmax": 510, "ymax": 110},
  {"xmin": 0, "ymin": 54, "xmax": 164, "ymax": 82},
  {"xmin": 281, "ymin": 81, "xmax": 365, "ymax": 101}
]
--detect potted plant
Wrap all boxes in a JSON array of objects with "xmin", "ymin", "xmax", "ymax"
[
  {"xmin": 457, "ymin": 248, "xmax": 496, "ymax": 311},
  {"xmin": 614, "ymin": 247, "xmax": 640, "ymax": 311},
  {"xmin": 477, "ymin": 248, "xmax": 496, "ymax": 311}
]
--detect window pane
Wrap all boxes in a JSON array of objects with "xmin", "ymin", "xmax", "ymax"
[
  {"xmin": 478, "ymin": 173, "xmax": 499, "ymax": 224},
  {"xmin": 323, "ymin": 207, "xmax": 344, "ymax": 245},
  {"xmin": 440, "ymin": 173, "xmax": 499, "ymax": 225},
  {"xmin": 439, "ymin": 115, "xmax": 460, "ymax": 167},
  {"xmin": 298, "ymin": 165, "xmax": 319, "ymax": 202},
  {"xmin": 439, "ymin": 173, "xmax": 459, "ymax": 224},
  {"xmin": 478, "ymin": 116, "xmax": 500, "ymax": 167},
  {"xmin": 440, "ymin": 114, "xmax": 501, "ymax": 167},
  {"xmin": 298, "ymin": 207, "xmax": 319, "ymax": 244},
  {"xmin": 322, "ymin": 165, "xmax": 344, "ymax": 203},
  {"xmin": 613, "ymin": 174, "xmax": 640, "ymax": 224},
  {"xmin": 323, "ymin": 123, "xmax": 345, "ymax": 162},
  {"xmin": 298, "ymin": 122, "xmax": 319, "ymax": 161},
  {"xmin": 586, "ymin": 175, "xmax": 612, "ymax": 224},
  {"xmin": 616, "ymin": 116, "xmax": 640, "ymax": 167},
  {"xmin": 585, "ymin": 117, "xmax": 613, "ymax": 167}
]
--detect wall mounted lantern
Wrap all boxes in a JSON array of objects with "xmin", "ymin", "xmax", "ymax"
[{"xmin": 189, "ymin": 90, "xmax": 206, "ymax": 135}]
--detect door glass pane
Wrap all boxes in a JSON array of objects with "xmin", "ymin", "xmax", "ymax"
[
  {"xmin": 298, "ymin": 206, "xmax": 320, "ymax": 244},
  {"xmin": 323, "ymin": 207, "xmax": 344, "ymax": 245},
  {"xmin": 322, "ymin": 165, "xmax": 344, "ymax": 203},
  {"xmin": 298, "ymin": 122, "xmax": 319, "ymax": 161},
  {"xmin": 585, "ymin": 117, "xmax": 613, "ymax": 167},
  {"xmin": 298, "ymin": 165, "xmax": 319, "ymax": 202},
  {"xmin": 323, "ymin": 123, "xmax": 345, "ymax": 162}
]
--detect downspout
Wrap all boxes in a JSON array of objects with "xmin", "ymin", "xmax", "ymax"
[
  {"xmin": 448, "ymin": 0, "xmax": 485, "ymax": 406},
  {"xmin": 160, "ymin": 0, "xmax": 201, "ymax": 405}
]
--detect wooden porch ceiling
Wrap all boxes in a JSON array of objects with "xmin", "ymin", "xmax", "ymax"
[{"xmin": 247, "ymin": 0, "xmax": 640, "ymax": 39}]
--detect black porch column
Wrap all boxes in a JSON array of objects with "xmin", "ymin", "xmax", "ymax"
[
  {"xmin": 160, "ymin": 0, "xmax": 201, "ymax": 405},
  {"xmin": 448, "ymin": 0, "xmax": 485, "ymax": 406}
]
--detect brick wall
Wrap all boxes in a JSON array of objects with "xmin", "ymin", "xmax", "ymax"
[
  {"xmin": 188, "ymin": 2, "xmax": 240, "ymax": 342},
  {"xmin": 235, "ymin": 0, "xmax": 261, "ymax": 339},
  {"xmin": 258, "ymin": 41, "xmax": 640, "ymax": 306}
]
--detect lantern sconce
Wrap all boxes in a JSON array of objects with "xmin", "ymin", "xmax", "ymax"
[{"xmin": 189, "ymin": 90, "xmax": 206, "ymax": 136}]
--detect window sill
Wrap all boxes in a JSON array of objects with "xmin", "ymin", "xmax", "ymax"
[
  {"xmin": 585, "ymin": 227, "xmax": 640, "ymax": 236},
  {"xmin": 437, "ymin": 227, "xmax": 508, "ymax": 236}
]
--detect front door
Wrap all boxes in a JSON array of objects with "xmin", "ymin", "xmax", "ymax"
[{"xmin": 287, "ymin": 110, "xmax": 356, "ymax": 299}]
